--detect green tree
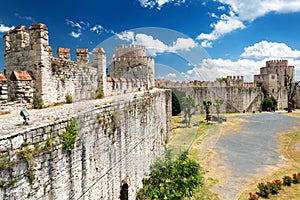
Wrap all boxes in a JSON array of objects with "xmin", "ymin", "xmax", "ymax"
[
  {"xmin": 203, "ymin": 100, "xmax": 212, "ymax": 122},
  {"xmin": 171, "ymin": 89, "xmax": 185, "ymax": 116},
  {"xmin": 261, "ymin": 96, "xmax": 277, "ymax": 111},
  {"xmin": 214, "ymin": 98, "xmax": 224, "ymax": 121},
  {"xmin": 285, "ymin": 74, "xmax": 299, "ymax": 112},
  {"xmin": 136, "ymin": 151, "xmax": 204, "ymax": 200},
  {"xmin": 181, "ymin": 95, "xmax": 198, "ymax": 127}
]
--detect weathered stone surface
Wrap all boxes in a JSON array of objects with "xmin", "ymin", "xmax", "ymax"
[{"xmin": 0, "ymin": 89, "xmax": 171, "ymax": 200}]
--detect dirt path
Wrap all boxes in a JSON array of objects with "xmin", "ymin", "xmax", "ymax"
[{"xmin": 201, "ymin": 112, "xmax": 300, "ymax": 200}]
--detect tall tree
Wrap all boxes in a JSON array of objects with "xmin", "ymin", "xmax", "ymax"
[
  {"xmin": 214, "ymin": 98, "xmax": 224, "ymax": 121},
  {"xmin": 181, "ymin": 95, "xmax": 198, "ymax": 127},
  {"xmin": 285, "ymin": 74, "xmax": 299, "ymax": 112},
  {"xmin": 171, "ymin": 89, "xmax": 185, "ymax": 116},
  {"xmin": 203, "ymin": 100, "xmax": 212, "ymax": 122}
]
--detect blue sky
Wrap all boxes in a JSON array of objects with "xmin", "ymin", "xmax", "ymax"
[{"xmin": 1, "ymin": 0, "xmax": 300, "ymax": 81}]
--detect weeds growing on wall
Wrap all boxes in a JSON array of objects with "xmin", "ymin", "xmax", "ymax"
[
  {"xmin": 60, "ymin": 117, "xmax": 79, "ymax": 152},
  {"xmin": 65, "ymin": 93, "xmax": 73, "ymax": 104},
  {"xmin": 33, "ymin": 97, "xmax": 44, "ymax": 109},
  {"xmin": 96, "ymin": 89, "xmax": 104, "ymax": 99}
]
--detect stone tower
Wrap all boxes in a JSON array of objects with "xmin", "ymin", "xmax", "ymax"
[
  {"xmin": 254, "ymin": 60, "xmax": 294, "ymax": 108},
  {"xmin": 93, "ymin": 48, "xmax": 107, "ymax": 96},
  {"xmin": 110, "ymin": 44, "xmax": 154, "ymax": 88},
  {"xmin": 3, "ymin": 23, "xmax": 53, "ymax": 104}
]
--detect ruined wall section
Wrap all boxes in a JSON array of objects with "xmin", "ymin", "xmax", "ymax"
[{"xmin": 0, "ymin": 89, "xmax": 172, "ymax": 200}]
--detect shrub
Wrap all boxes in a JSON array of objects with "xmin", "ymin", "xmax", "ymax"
[
  {"xmin": 292, "ymin": 173, "xmax": 300, "ymax": 184},
  {"xmin": 283, "ymin": 176, "xmax": 292, "ymax": 186},
  {"xmin": 261, "ymin": 96, "xmax": 277, "ymax": 111},
  {"xmin": 65, "ymin": 93, "xmax": 73, "ymax": 104},
  {"xmin": 33, "ymin": 97, "xmax": 43, "ymax": 109},
  {"xmin": 257, "ymin": 182, "xmax": 270, "ymax": 198},
  {"xmin": 267, "ymin": 180, "xmax": 281, "ymax": 194},
  {"xmin": 248, "ymin": 192, "xmax": 260, "ymax": 200},
  {"xmin": 60, "ymin": 118, "xmax": 79, "ymax": 152},
  {"xmin": 137, "ymin": 151, "xmax": 204, "ymax": 200},
  {"xmin": 95, "ymin": 89, "xmax": 104, "ymax": 99}
]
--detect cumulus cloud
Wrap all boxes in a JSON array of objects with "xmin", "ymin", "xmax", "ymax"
[
  {"xmin": 138, "ymin": 0, "xmax": 186, "ymax": 9},
  {"xmin": 166, "ymin": 73, "xmax": 177, "ymax": 78},
  {"xmin": 116, "ymin": 31, "xmax": 198, "ymax": 56},
  {"xmin": 197, "ymin": 13, "xmax": 245, "ymax": 48},
  {"xmin": 198, "ymin": 0, "xmax": 300, "ymax": 47},
  {"xmin": 116, "ymin": 31, "xmax": 135, "ymax": 42},
  {"xmin": 0, "ymin": 24, "xmax": 14, "ymax": 32},
  {"xmin": 180, "ymin": 58, "xmax": 265, "ymax": 81},
  {"xmin": 241, "ymin": 41, "xmax": 300, "ymax": 59}
]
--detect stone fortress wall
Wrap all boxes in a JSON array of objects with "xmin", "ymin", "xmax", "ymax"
[
  {"xmin": 0, "ymin": 89, "xmax": 172, "ymax": 200},
  {"xmin": 156, "ymin": 60, "xmax": 297, "ymax": 112},
  {"xmin": 0, "ymin": 24, "xmax": 154, "ymax": 110}
]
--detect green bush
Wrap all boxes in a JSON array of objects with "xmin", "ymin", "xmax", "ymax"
[
  {"xmin": 257, "ymin": 182, "xmax": 270, "ymax": 198},
  {"xmin": 261, "ymin": 96, "xmax": 277, "ymax": 111},
  {"xmin": 96, "ymin": 89, "xmax": 104, "ymax": 99},
  {"xmin": 283, "ymin": 176, "xmax": 292, "ymax": 186},
  {"xmin": 33, "ymin": 97, "xmax": 43, "ymax": 109},
  {"xmin": 65, "ymin": 93, "xmax": 73, "ymax": 104},
  {"xmin": 137, "ymin": 151, "xmax": 204, "ymax": 199},
  {"xmin": 60, "ymin": 118, "xmax": 79, "ymax": 152}
]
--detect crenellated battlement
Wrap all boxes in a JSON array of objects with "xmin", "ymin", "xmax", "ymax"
[
  {"xmin": 227, "ymin": 75, "xmax": 244, "ymax": 81},
  {"xmin": 114, "ymin": 44, "xmax": 146, "ymax": 58},
  {"xmin": 266, "ymin": 60, "xmax": 288, "ymax": 67},
  {"xmin": 110, "ymin": 56, "xmax": 154, "ymax": 64}
]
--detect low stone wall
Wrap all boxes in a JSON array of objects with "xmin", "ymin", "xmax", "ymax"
[{"xmin": 0, "ymin": 89, "xmax": 172, "ymax": 200}]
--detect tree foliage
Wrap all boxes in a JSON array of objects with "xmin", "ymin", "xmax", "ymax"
[
  {"xmin": 261, "ymin": 96, "xmax": 278, "ymax": 111},
  {"xmin": 181, "ymin": 95, "xmax": 198, "ymax": 127},
  {"xmin": 214, "ymin": 98, "xmax": 224, "ymax": 120},
  {"xmin": 203, "ymin": 100, "xmax": 212, "ymax": 121},
  {"xmin": 136, "ymin": 151, "xmax": 204, "ymax": 200},
  {"xmin": 171, "ymin": 89, "xmax": 185, "ymax": 116}
]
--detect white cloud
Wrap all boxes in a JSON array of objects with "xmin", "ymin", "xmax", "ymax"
[
  {"xmin": 90, "ymin": 25, "xmax": 104, "ymax": 34},
  {"xmin": 70, "ymin": 31, "xmax": 82, "ymax": 38},
  {"xmin": 66, "ymin": 19, "xmax": 83, "ymax": 29},
  {"xmin": 116, "ymin": 31, "xmax": 198, "ymax": 56},
  {"xmin": 166, "ymin": 73, "xmax": 177, "ymax": 78},
  {"xmin": 138, "ymin": 0, "xmax": 186, "ymax": 9},
  {"xmin": 181, "ymin": 58, "xmax": 264, "ymax": 81},
  {"xmin": 197, "ymin": 14, "xmax": 245, "ymax": 47},
  {"xmin": 0, "ymin": 24, "xmax": 14, "ymax": 32},
  {"xmin": 116, "ymin": 31, "xmax": 135, "ymax": 42},
  {"xmin": 198, "ymin": 0, "xmax": 300, "ymax": 47},
  {"xmin": 241, "ymin": 41, "xmax": 300, "ymax": 59},
  {"xmin": 218, "ymin": 0, "xmax": 300, "ymax": 21}
]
